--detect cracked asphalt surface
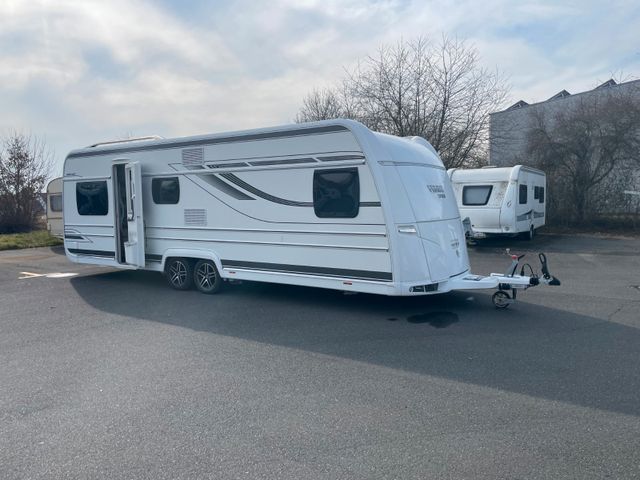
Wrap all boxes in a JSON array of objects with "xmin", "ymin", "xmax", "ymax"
[{"xmin": 1, "ymin": 234, "xmax": 639, "ymax": 479}]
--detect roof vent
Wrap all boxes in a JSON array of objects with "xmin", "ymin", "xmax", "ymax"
[{"xmin": 182, "ymin": 147, "xmax": 204, "ymax": 167}]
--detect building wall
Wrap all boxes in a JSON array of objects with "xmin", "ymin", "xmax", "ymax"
[{"xmin": 489, "ymin": 79, "xmax": 640, "ymax": 167}]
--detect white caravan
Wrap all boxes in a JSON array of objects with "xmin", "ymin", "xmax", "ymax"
[
  {"xmin": 447, "ymin": 166, "xmax": 546, "ymax": 240},
  {"xmin": 63, "ymin": 120, "xmax": 559, "ymax": 308},
  {"xmin": 46, "ymin": 177, "xmax": 64, "ymax": 239}
]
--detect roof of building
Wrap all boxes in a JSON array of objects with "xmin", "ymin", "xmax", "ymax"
[{"xmin": 492, "ymin": 78, "xmax": 640, "ymax": 115}]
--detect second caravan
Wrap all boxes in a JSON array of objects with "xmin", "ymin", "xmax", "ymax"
[{"xmin": 448, "ymin": 165, "xmax": 546, "ymax": 240}]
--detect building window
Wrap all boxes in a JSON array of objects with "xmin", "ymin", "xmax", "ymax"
[
  {"xmin": 152, "ymin": 177, "xmax": 180, "ymax": 204},
  {"xmin": 519, "ymin": 184, "xmax": 528, "ymax": 204},
  {"xmin": 49, "ymin": 194, "xmax": 62, "ymax": 212},
  {"xmin": 313, "ymin": 168, "xmax": 360, "ymax": 218},
  {"xmin": 76, "ymin": 181, "xmax": 108, "ymax": 216},
  {"xmin": 462, "ymin": 185, "xmax": 493, "ymax": 206}
]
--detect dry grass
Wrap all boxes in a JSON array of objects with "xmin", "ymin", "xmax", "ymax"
[{"xmin": 0, "ymin": 230, "xmax": 63, "ymax": 251}]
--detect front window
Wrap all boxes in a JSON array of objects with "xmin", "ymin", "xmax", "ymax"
[{"xmin": 462, "ymin": 185, "xmax": 493, "ymax": 206}]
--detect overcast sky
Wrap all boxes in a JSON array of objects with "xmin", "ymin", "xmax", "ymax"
[{"xmin": 1, "ymin": 0, "xmax": 638, "ymax": 177}]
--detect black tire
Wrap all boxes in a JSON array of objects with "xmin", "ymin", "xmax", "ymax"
[
  {"xmin": 521, "ymin": 225, "xmax": 534, "ymax": 241},
  {"xmin": 164, "ymin": 257, "xmax": 193, "ymax": 290},
  {"xmin": 527, "ymin": 225, "xmax": 535, "ymax": 241},
  {"xmin": 492, "ymin": 290, "xmax": 511, "ymax": 309},
  {"xmin": 193, "ymin": 259, "xmax": 223, "ymax": 294}
]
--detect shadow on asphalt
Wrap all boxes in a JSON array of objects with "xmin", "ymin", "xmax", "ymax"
[
  {"xmin": 49, "ymin": 245, "xmax": 66, "ymax": 256},
  {"xmin": 469, "ymin": 232, "xmax": 639, "ymax": 256},
  {"xmin": 70, "ymin": 269, "xmax": 640, "ymax": 418}
]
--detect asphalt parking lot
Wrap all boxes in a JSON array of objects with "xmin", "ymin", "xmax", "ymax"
[{"xmin": 1, "ymin": 234, "xmax": 639, "ymax": 479}]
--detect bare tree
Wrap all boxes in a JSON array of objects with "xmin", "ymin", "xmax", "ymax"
[
  {"xmin": 296, "ymin": 36, "xmax": 509, "ymax": 168},
  {"xmin": 527, "ymin": 88, "xmax": 640, "ymax": 224},
  {"xmin": 0, "ymin": 133, "xmax": 53, "ymax": 233}
]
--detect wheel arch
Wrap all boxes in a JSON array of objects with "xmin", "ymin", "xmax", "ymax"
[{"xmin": 161, "ymin": 248, "xmax": 223, "ymax": 275}]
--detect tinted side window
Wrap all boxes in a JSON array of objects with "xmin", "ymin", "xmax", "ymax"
[
  {"xmin": 76, "ymin": 181, "xmax": 108, "ymax": 216},
  {"xmin": 534, "ymin": 186, "xmax": 539, "ymax": 200},
  {"xmin": 519, "ymin": 184, "xmax": 528, "ymax": 204},
  {"xmin": 313, "ymin": 168, "xmax": 359, "ymax": 218},
  {"xmin": 539, "ymin": 186, "xmax": 545, "ymax": 203},
  {"xmin": 50, "ymin": 194, "xmax": 63, "ymax": 212},
  {"xmin": 152, "ymin": 177, "xmax": 180, "ymax": 204},
  {"xmin": 462, "ymin": 185, "xmax": 493, "ymax": 206}
]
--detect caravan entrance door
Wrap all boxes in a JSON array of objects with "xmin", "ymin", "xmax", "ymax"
[{"xmin": 113, "ymin": 161, "xmax": 145, "ymax": 267}]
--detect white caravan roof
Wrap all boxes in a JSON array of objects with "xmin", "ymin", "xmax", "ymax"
[
  {"xmin": 65, "ymin": 119, "xmax": 443, "ymax": 169},
  {"xmin": 448, "ymin": 165, "xmax": 544, "ymax": 183}
]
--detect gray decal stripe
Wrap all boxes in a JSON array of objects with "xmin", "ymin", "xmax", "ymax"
[
  {"xmin": 248, "ymin": 158, "xmax": 317, "ymax": 167},
  {"xmin": 219, "ymin": 173, "xmax": 381, "ymax": 208},
  {"xmin": 516, "ymin": 210, "xmax": 533, "ymax": 222},
  {"xmin": 318, "ymin": 154, "xmax": 366, "ymax": 161},
  {"xmin": 208, "ymin": 162, "xmax": 249, "ymax": 169},
  {"xmin": 220, "ymin": 173, "xmax": 313, "ymax": 207},
  {"xmin": 198, "ymin": 174, "xmax": 255, "ymax": 200},
  {"xmin": 68, "ymin": 248, "xmax": 115, "ymax": 258},
  {"xmin": 145, "ymin": 254, "xmax": 163, "ymax": 262},
  {"xmin": 221, "ymin": 260, "xmax": 392, "ymax": 282},
  {"xmin": 64, "ymin": 234, "xmax": 84, "ymax": 240},
  {"xmin": 67, "ymin": 125, "xmax": 349, "ymax": 159}
]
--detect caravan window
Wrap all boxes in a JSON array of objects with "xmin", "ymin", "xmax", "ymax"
[
  {"xmin": 539, "ymin": 186, "xmax": 545, "ymax": 203},
  {"xmin": 76, "ymin": 181, "xmax": 108, "ymax": 216},
  {"xmin": 462, "ymin": 185, "xmax": 493, "ymax": 206},
  {"xmin": 519, "ymin": 184, "xmax": 528, "ymax": 204},
  {"xmin": 49, "ymin": 194, "xmax": 62, "ymax": 212},
  {"xmin": 152, "ymin": 177, "xmax": 180, "ymax": 204},
  {"xmin": 313, "ymin": 168, "xmax": 360, "ymax": 218}
]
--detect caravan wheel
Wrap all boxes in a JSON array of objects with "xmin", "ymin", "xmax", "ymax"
[
  {"xmin": 492, "ymin": 290, "xmax": 511, "ymax": 309},
  {"xmin": 520, "ymin": 225, "xmax": 535, "ymax": 241},
  {"xmin": 527, "ymin": 225, "xmax": 535, "ymax": 241},
  {"xmin": 194, "ymin": 259, "xmax": 223, "ymax": 294},
  {"xmin": 165, "ymin": 258, "xmax": 193, "ymax": 290}
]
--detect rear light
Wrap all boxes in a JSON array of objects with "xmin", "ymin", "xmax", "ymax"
[{"xmin": 410, "ymin": 284, "xmax": 438, "ymax": 293}]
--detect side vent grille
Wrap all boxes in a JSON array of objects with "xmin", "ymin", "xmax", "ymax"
[
  {"xmin": 182, "ymin": 147, "xmax": 204, "ymax": 167},
  {"xmin": 184, "ymin": 209, "xmax": 207, "ymax": 226}
]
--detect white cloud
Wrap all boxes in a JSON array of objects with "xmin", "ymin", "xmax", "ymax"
[{"xmin": 0, "ymin": 0, "xmax": 638, "ymax": 176}]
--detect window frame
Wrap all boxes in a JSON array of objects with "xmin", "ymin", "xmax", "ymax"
[
  {"xmin": 76, "ymin": 181, "xmax": 109, "ymax": 216},
  {"xmin": 49, "ymin": 194, "xmax": 63, "ymax": 212},
  {"xmin": 152, "ymin": 176, "xmax": 180, "ymax": 205},
  {"xmin": 313, "ymin": 167, "xmax": 360, "ymax": 218},
  {"xmin": 519, "ymin": 184, "xmax": 528, "ymax": 205},
  {"xmin": 462, "ymin": 185, "xmax": 494, "ymax": 206}
]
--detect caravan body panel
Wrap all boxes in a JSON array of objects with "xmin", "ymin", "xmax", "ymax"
[{"xmin": 63, "ymin": 120, "xmax": 469, "ymax": 295}]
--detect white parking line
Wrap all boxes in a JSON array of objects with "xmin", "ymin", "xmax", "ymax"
[{"xmin": 19, "ymin": 271, "xmax": 78, "ymax": 280}]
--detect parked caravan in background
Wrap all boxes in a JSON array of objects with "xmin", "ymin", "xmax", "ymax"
[
  {"xmin": 46, "ymin": 177, "xmax": 63, "ymax": 239},
  {"xmin": 63, "ymin": 120, "xmax": 559, "ymax": 307},
  {"xmin": 447, "ymin": 165, "xmax": 546, "ymax": 240}
]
